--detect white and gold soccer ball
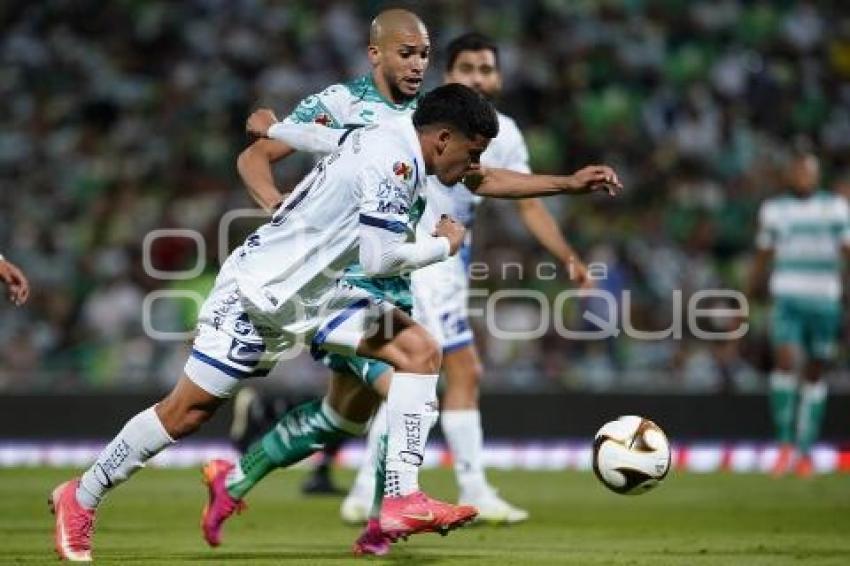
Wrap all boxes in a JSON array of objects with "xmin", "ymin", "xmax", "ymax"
[{"xmin": 592, "ymin": 415, "xmax": 671, "ymax": 495}]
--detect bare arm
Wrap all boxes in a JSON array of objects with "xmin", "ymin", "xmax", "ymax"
[
  {"xmin": 236, "ymin": 138, "xmax": 296, "ymax": 213},
  {"xmin": 466, "ymin": 165, "xmax": 622, "ymax": 199},
  {"xmin": 514, "ymin": 199, "xmax": 591, "ymax": 287},
  {"xmin": 238, "ymin": 108, "xmax": 347, "ymax": 212},
  {"xmin": 747, "ymin": 247, "xmax": 774, "ymax": 299}
]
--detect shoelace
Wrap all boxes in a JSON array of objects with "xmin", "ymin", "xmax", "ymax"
[{"xmin": 68, "ymin": 512, "xmax": 95, "ymax": 549}]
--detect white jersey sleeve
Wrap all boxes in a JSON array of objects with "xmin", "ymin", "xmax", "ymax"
[
  {"xmin": 267, "ymin": 122, "xmax": 343, "ymax": 154},
  {"xmin": 356, "ymin": 149, "xmax": 449, "ymax": 276}
]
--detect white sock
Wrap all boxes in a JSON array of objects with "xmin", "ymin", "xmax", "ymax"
[
  {"xmin": 442, "ymin": 409, "xmax": 488, "ymax": 497},
  {"xmin": 350, "ymin": 403, "xmax": 386, "ymax": 502},
  {"xmin": 76, "ymin": 406, "xmax": 175, "ymax": 509},
  {"xmin": 384, "ymin": 373, "xmax": 439, "ymax": 497}
]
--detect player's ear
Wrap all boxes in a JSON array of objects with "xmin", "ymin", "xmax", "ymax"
[
  {"xmin": 436, "ymin": 128, "xmax": 452, "ymax": 155},
  {"xmin": 367, "ymin": 44, "xmax": 380, "ymax": 66}
]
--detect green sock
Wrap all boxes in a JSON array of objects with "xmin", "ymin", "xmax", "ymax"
[
  {"xmin": 796, "ymin": 381, "xmax": 827, "ymax": 456},
  {"xmin": 226, "ymin": 398, "xmax": 365, "ymax": 499},
  {"xmin": 368, "ymin": 433, "xmax": 387, "ymax": 520},
  {"xmin": 769, "ymin": 371, "xmax": 797, "ymax": 444}
]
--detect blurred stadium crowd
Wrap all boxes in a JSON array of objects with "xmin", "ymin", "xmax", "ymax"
[{"xmin": 1, "ymin": 0, "xmax": 849, "ymax": 393}]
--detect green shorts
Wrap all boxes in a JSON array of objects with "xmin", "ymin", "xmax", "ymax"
[
  {"xmin": 321, "ymin": 353, "xmax": 392, "ymax": 386},
  {"xmin": 771, "ymin": 297, "xmax": 842, "ymax": 360},
  {"xmin": 317, "ymin": 271, "xmax": 413, "ymax": 387}
]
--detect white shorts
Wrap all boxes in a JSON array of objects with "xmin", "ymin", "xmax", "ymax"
[
  {"xmin": 185, "ymin": 264, "xmax": 394, "ymax": 398},
  {"xmin": 411, "ymin": 255, "xmax": 473, "ymax": 353}
]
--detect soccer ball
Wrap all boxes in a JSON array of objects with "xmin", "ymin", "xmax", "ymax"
[{"xmin": 592, "ymin": 415, "xmax": 671, "ymax": 495}]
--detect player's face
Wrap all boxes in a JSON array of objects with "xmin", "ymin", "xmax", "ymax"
[
  {"xmin": 445, "ymin": 50, "xmax": 501, "ymax": 98},
  {"xmin": 434, "ymin": 131, "xmax": 491, "ymax": 186},
  {"xmin": 789, "ymin": 155, "xmax": 819, "ymax": 195},
  {"xmin": 373, "ymin": 30, "xmax": 431, "ymax": 101}
]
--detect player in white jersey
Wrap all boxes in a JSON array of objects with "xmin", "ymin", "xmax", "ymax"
[
  {"xmin": 48, "ymin": 83, "xmax": 504, "ymax": 561},
  {"xmin": 341, "ymin": 33, "xmax": 594, "ymax": 535},
  {"xmin": 215, "ymin": 29, "xmax": 622, "ymax": 557},
  {"xmin": 230, "ymin": 7, "xmax": 431, "ymax": 496},
  {"xmin": 749, "ymin": 150, "xmax": 850, "ymax": 477},
  {"xmin": 228, "ymin": 10, "xmax": 591, "ymax": 513},
  {"xmin": 202, "ymin": 10, "xmax": 620, "ymax": 552}
]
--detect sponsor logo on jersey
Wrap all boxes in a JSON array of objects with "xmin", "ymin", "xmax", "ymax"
[{"xmin": 393, "ymin": 161, "xmax": 413, "ymax": 182}]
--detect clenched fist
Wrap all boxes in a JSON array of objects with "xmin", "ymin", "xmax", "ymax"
[
  {"xmin": 432, "ymin": 215, "xmax": 466, "ymax": 255},
  {"xmin": 246, "ymin": 108, "xmax": 279, "ymax": 139},
  {"xmin": 0, "ymin": 257, "xmax": 29, "ymax": 306},
  {"xmin": 568, "ymin": 165, "xmax": 623, "ymax": 196}
]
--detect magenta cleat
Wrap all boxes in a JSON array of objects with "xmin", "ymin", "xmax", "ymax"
[
  {"xmin": 352, "ymin": 518, "xmax": 391, "ymax": 556},
  {"xmin": 49, "ymin": 478, "xmax": 96, "ymax": 562},
  {"xmin": 200, "ymin": 459, "xmax": 245, "ymax": 547}
]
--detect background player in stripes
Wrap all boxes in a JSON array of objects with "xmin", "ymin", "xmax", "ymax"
[{"xmin": 749, "ymin": 149, "xmax": 850, "ymax": 477}]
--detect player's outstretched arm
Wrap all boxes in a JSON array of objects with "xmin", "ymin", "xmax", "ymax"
[
  {"xmin": 514, "ymin": 199, "xmax": 591, "ymax": 287},
  {"xmin": 466, "ymin": 165, "xmax": 622, "ymax": 198},
  {"xmin": 0, "ymin": 255, "xmax": 30, "ymax": 306}
]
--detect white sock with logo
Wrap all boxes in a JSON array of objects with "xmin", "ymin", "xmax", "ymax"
[
  {"xmin": 441, "ymin": 409, "xmax": 488, "ymax": 498},
  {"xmin": 350, "ymin": 403, "xmax": 386, "ymax": 502},
  {"xmin": 384, "ymin": 373, "xmax": 439, "ymax": 497},
  {"xmin": 76, "ymin": 406, "xmax": 175, "ymax": 509}
]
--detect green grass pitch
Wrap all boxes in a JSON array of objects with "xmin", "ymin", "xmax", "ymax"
[{"xmin": 3, "ymin": 467, "xmax": 850, "ymax": 565}]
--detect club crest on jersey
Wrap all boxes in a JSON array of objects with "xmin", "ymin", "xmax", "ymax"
[
  {"xmin": 393, "ymin": 161, "xmax": 413, "ymax": 182},
  {"xmin": 314, "ymin": 113, "xmax": 333, "ymax": 126}
]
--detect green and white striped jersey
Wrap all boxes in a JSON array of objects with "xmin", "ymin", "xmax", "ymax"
[{"xmin": 756, "ymin": 191, "xmax": 850, "ymax": 302}]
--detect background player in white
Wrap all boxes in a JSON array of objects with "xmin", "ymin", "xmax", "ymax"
[
  {"xmin": 0, "ymin": 253, "xmax": 30, "ymax": 306},
  {"xmin": 748, "ymin": 149, "xmax": 850, "ymax": 477},
  {"xmin": 341, "ymin": 32, "xmax": 592, "ymax": 528},
  {"xmin": 48, "ymin": 84, "xmax": 502, "ymax": 561}
]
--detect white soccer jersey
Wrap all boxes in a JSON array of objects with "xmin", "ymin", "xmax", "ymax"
[
  {"xmin": 273, "ymin": 84, "xmax": 535, "ymax": 351},
  {"xmin": 231, "ymin": 118, "xmax": 440, "ymax": 327},
  {"xmin": 756, "ymin": 191, "xmax": 850, "ymax": 302}
]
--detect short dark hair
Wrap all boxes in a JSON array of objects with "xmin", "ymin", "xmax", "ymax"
[
  {"xmin": 446, "ymin": 32, "xmax": 499, "ymax": 72},
  {"xmin": 413, "ymin": 83, "xmax": 499, "ymax": 140}
]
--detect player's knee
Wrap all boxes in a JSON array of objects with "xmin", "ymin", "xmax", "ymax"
[
  {"xmin": 398, "ymin": 329, "xmax": 442, "ymax": 374},
  {"xmin": 774, "ymin": 347, "xmax": 795, "ymax": 372},
  {"xmin": 156, "ymin": 396, "xmax": 216, "ymax": 440},
  {"xmin": 467, "ymin": 358, "xmax": 484, "ymax": 384}
]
